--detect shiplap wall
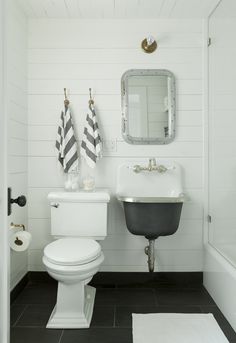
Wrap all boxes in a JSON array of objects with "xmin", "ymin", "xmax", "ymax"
[
  {"xmin": 28, "ymin": 19, "xmax": 204, "ymax": 271},
  {"xmin": 7, "ymin": 0, "xmax": 28, "ymax": 289}
]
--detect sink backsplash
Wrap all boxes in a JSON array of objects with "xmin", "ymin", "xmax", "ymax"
[{"xmin": 116, "ymin": 160, "xmax": 183, "ymax": 198}]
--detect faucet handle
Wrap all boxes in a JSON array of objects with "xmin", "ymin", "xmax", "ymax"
[
  {"xmin": 157, "ymin": 165, "xmax": 167, "ymax": 173},
  {"xmin": 133, "ymin": 165, "xmax": 141, "ymax": 173}
]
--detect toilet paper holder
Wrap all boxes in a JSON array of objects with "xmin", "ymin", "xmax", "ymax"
[
  {"xmin": 10, "ymin": 222, "xmax": 26, "ymax": 246},
  {"xmin": 10, "ymin": 222, "xmax": 25, "ymax": 231}
]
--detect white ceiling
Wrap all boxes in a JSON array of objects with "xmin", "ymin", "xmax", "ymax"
[{"xmin": 17, "ymin": 0, "xmax": 222, "ymax": 19}]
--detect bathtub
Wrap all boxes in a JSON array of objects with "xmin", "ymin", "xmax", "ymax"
[{"xmin": 204, "ymin": 243, "xmax": 236, "ymax": 331}]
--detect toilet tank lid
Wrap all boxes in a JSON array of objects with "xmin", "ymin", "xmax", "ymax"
[{"xmin": 48, "ymin": 189, "xmax": 110, "ymax": 203}]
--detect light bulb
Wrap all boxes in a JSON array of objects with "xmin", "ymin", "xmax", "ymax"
[{"xmin": 146, "ymin": 35, "xmax": 155, "ymax": 46}]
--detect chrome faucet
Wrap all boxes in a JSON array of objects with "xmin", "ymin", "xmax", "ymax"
[
  {"xmin": 148, "ymin": 158, "xmax": 157, "ymax": 171},
  {"xmin": 133, "ymin": 158, "xmax": 168, "ymax": 174}
]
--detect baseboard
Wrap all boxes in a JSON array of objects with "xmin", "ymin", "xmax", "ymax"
[
  {"xmin": 11, "ymin": 271, "xmax": 203, "ymax": 303},
  {"xmin": 91, "ymin": 272, "xmax": 203, "ymax": 288},
  {"xmin": 10, "ymin": 273, "xmax": 29, "ymax": 304},
  {"xmin": 28, "ymin": 271, "xmax": 57, "ymax": 284},
  {"xmin": 28, "ymin": 271, "xmax": 203, "ymax": 288}
]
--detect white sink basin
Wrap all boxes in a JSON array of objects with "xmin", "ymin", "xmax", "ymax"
[
  {"xmin": 116, "ymin": 160, "xmax": 186, "ymax": 240},
  {"xmin": 116, "ymin": 159, "xmax": 186, "ymax": 272},
  {"xmin": 116, "ymin": 160, "xmax": 185, "ymax": 202}
]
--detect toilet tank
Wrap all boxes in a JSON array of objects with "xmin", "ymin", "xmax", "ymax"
[{"xmin": 48, "ymin": 190, "xmax": 110, "ymax": 240}]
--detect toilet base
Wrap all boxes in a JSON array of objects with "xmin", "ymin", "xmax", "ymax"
[{"xmin": 46, "ymin": 285, "xmax": 96, "ymax": 329}]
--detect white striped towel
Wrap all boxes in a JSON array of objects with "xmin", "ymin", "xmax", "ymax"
[
  {"xmin": 81, "ymin": 105, "xmax": 102, "ymax": 168},
  {"xmin": 56, "ymin": 106, "xmax": 79, "ymax": 173}
]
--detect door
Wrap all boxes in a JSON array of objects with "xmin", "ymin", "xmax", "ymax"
[{"xmin": 0, "ymin": 0, "xmax": 10, "ymax": 341}]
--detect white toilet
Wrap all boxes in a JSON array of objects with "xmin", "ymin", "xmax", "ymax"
[{"xmin": 42, "ymin": 190, "xmax": 110, "ymax": 329}]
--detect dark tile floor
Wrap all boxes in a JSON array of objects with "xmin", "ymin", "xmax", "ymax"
[{"xmin": 10, "ymin": 273, "xmax": 236, "ymax": 343}]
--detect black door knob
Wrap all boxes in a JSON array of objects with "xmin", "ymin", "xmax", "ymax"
[
  {"xmin": 11, "ymin": 195, "xmax": 27, "ymax": 207},
  {"xmin": 8, "ymin": 188, "xmax": 27, "ymax": 216}
]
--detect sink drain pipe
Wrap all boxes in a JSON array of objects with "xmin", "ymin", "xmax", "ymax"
[{"xmin": 144, "ymin": 239, "xmax": 155, "ymax": 272}]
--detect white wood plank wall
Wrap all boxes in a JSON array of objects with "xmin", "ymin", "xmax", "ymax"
[
  {"xmin": 7, "ymin": 0, "xmax": 28, "ymax": 289},
  {"xmin": 28, "ymin": 19, "xmax": 204, "ymax": 271}
]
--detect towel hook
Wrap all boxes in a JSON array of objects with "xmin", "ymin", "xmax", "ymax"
[
  {"xmin": 64, "ymin": 88, "xmax": 69, "ymax": 108},
  {"xmin": 89, "ymin": 88, "xmax": 94, "ymax": 107}
]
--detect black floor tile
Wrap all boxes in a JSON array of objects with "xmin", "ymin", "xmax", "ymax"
[
  {"xmin": 14, "ymin": 283, "xmax": 57, "ymax": 305},
  {"xmin": 94, "ymin": 288, "xmax": 117, "ymax": 306},
  {"xmin": 91, "ymin": 306, "xmax": 115, "ymax": 327},
  {"xmin": 115, "ymin": 306, "xmax": 158, "ymax": 327},
  {"xmin": 155, "ymin": 287, "xmax": 216, "ymax": 306},
  {"xmin": 115, "ymin": 305, "xmax": 201, "ymax": 328},
  {"xmin": 60, "ymin": 328, "xmax": 132, "ymax": 343},
  {"xmin": 10, "ymin": 327, "xmax": 62, "ymax": 343},
  {"xmin": 10, "ymin": 275, "xmax": 236, "ymax": 343},
  {"xmin": 90, "ymin": 272, "xmax": 119, "ymax": 287},
  {"xmin": 15, "ymin": 304, "xmax": 54, "ymax": 327},
  {"xmin": 154, "ymin": 305, "xmax": 202, "ymax": 314},
  {"xmin": 220, "ymin": 325, "xmax": 236, "ymax": 343},
  {"xmin": 115, "ymin": 272, "xmax": 203, "ymax": 290},
  {"xmin": 28, "ymin": 272, "xmax": 57, "ymax": 284},
  {"xmin": 95, "ymin": 288, "xmax": 156, "ymax": 306},
  {"xmin": 116, "ymin": 288, "xmax": 157, "ymax": 306},
  {"xmin": 11, "ymin": 304, "xmax": 27, "ymax": 326},
  {"xmin": 201, "ymin": 305, "xmax": 230, "ymax": 326},
  {"xmin": 201, "ymin": 306, "xmax": 236, "ymax": 342}
]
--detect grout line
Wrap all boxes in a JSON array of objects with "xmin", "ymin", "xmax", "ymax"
[
  {"xmin": 152, "ymin": 289, "xmax": 159, "ymax": 306},
  {"xmin": 13, "ymin": 304, "xmax": 29, "ymax": 327},
  {"xmin": 113, "ymin": 306, "xmax": 116, "ymax": 327},
  {"xmin": 58, "ymin": 329, "xmax": 64, "ymax": 343}
]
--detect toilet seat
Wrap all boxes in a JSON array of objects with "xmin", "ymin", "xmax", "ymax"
[{"xmin": 44, "ymin": 238, "xmax": 101, "ymax": 266}]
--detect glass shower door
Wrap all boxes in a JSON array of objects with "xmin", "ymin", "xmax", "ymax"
[{"xmin": 208, "ymin": 5, "xmax": 236, "ymax": 267}]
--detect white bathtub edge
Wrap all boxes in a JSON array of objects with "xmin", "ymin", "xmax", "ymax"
[{"xmin": 204, "ymin": 243, "xmax": 236, "ymax": 331}]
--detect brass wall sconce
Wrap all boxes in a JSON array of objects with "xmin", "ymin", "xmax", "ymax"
[{"xmin": 141, "ymin": 35, "xmax": 157, "ymax": 53}]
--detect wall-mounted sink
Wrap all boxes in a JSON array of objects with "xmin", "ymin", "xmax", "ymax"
[
  {"xmin": 116, "ymin": 159, "xmax": 186, "ymax": 271},
  {"xmin": 117, "ymin": 196, "xmax": 184, "ymax": 240}
]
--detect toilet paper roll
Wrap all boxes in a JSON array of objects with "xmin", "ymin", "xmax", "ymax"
[{"xmin": 10, "ymin": 231, "xmax": 32, "ymax": 252}]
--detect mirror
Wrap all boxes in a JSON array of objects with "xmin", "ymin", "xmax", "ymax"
[{"xmin": 121, "ymin": 69, "xmax": 176, "ymax": 145}]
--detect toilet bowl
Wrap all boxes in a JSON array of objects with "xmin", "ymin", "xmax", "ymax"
[
  {"xmin": 43, "ymin": 190, "xmax": 110, "ymax": 329},
  {"xmin": 43, "ymin": 238, "xmax": 104, "ymax": 328}
]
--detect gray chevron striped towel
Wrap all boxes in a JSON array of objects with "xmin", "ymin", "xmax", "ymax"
[
  {"xmin": 56, "ymin": 106, "xmax": 79, "ymax": 173},
  {"xmin": 81, "ymin": 105, "xmax": 102, "ymax": 168}
]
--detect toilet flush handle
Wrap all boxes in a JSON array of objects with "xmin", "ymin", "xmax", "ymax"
[{"xmin": 51, "ymin": 203, "xmax": 59, "ymax": 208}]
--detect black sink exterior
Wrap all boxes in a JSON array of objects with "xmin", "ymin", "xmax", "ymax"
[{"xmin": 123, "ymin": 202, "xmax": 183, "ymax": 239}]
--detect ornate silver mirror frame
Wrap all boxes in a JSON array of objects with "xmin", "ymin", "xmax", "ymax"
[{"xmin": 121, "ymin": 69, "xmax": 176, "ymax": 145}]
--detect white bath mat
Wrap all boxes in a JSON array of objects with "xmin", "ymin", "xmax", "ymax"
[{"xmin": 132, "ymin": 313, "xmax": 229, "ymax": 343}]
